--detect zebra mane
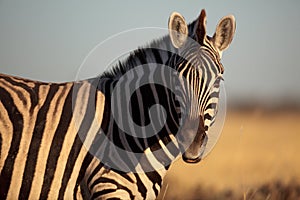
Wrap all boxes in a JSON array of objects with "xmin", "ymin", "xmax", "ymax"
[{"xmin": 99, "ymin": 35, "xmax": 175, "ymax": 80}]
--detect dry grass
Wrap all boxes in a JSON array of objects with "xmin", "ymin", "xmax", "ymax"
[
  {"xmin": 161, "ymin": 180, "xmax": 300, "ymax": 200},
  {"xmin": 158, "ymin": 109, "xmax": 300, "ymax": 199}
]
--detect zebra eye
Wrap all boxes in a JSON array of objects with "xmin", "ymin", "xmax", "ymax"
[
  {"xmin": 213, "ymin": 76, "xmax": 223, "ymax": 87},
  {"xmin": 213, "ymin": 81, "xmax": 219, "ymax": 88}
]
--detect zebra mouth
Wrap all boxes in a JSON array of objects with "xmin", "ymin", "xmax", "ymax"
[{"xmin": 182, "ymin": 154, "xmax": 202, "ymax": 163}]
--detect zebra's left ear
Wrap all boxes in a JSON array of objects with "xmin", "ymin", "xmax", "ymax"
[
  {"xmin": 212, "ymin": 15, "xmax": 236, "ymax": 53},
  {"xmin": 168, "ymin": 12, "xmax": 188, "ymax": 48}
]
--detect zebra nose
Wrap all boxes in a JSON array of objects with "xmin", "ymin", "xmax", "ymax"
[{"xmin": 182, "ymin": 133, "xmax": 208, "ymax": 164}]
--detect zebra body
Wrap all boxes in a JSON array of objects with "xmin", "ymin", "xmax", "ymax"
[
  {"xmin": 0, "ymin": 75, "xmax": 155, "ymax": 199},
  {"xmin": 0, "ymin": 9, "xmax": 235, "ymax": 199}
]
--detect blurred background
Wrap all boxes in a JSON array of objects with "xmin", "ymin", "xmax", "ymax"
[{"xmin": 1, "ymin": 1, "xmax": 300, "ymax": 199}]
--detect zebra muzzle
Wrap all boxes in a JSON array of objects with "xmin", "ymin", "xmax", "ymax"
[
  {"xmin": 181, "ymin": 117, "xmax": 208, "ymax": 164},
  {"xmin": 182, "ymin": 133, "xmax": 208, "ymax": 163}
]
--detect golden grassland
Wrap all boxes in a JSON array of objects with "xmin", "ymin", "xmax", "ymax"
[{"xmin": 158, "ymin": 109, "xmax": 300, "ymax": 199}]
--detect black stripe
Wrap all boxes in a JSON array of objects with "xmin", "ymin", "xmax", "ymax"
[
  {"xmin": 73, "ymin": 153, "xmax": 94, "ymax": 199},
  {"xmin": 204, "ymin": 113, "xmax": 213, "ymax": 121},
  {"xmin": 30, "ymin": 83, "xmax": 40, "ymax": 114},
  {"xmin": 118, "ymin": 172, "xmax": 135, "ymax": 184},
  {"xmin": 202, "ymin": 90, "xmax": 219, "ymax": 109},
  {"xmin": 18, "ymin": 84, "xmax": 59, "ymax": 199},
  {"xmin": 39, "ymin": 85, "xmax": 73, "ymax": 199},
  {"xmin": 86, "ymin": 163, "xmax": 104, "ymax": 185},
  {"xmin": 131, "ymin": 89, "xmax": 143, "ymax": 127},
  {"xmin": 209, "ymin": 91, "xmax": 220, "ymax": 99},
  {"xmin": 0, "ymin": 87, "xmax": 24, "ymax": 199},
  {"xmin": 134, "ymin": 173, "xmax": 147, "ymax": 199},
  {"xmin": 203, "ymin": 61, "xmax": 212, "ymax": 88},
  {"xmin": 145, "ymin": 171, "xmax": 161, "ymax": 197},
  {"xmin": 0, "ymin": 75, "xmax": 39, "ymax": 112},
  {"xmin": 203, "ymin": 51, "xmax": 218, "ymax": 75},
  {"xmin": 135, "ymin": 49, "xmax": 147, "ymax": 65},
  {"xmin": 58, "ymin": 135, "xmax": 83, "ymax": 199},
  {"xmin": 151, "ymin": 48, "xmax": 163, "ymax": 64},
  {"xmin": 107, "ymin": 198, "xmax": 122, "ymax": 200},
  {"xmin": 0, "ymin": 76, "xmax": 27, "ymax": 107},
  {"xmin": 206, "ymin": 103, "xmax": 217, "ymax": 110},
  {"xmin": 90, "ymin": 177, "xmax": 134, "ymax": 199},
  {"xmin": 91, "ymin": 189, "xmax": 116, "ymax": 199}
]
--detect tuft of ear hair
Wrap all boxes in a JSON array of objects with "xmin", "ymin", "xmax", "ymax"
[
  {"xmin": 168, "ymin": 12, "xmax": 188, "ymax": 48},
  {"xmin": 212, "ymin": 15, "xmax": 236, "ymax": 53},
  {"xmin": 195, "ymin": 9, "xmax": 207, "ymax": 44}
]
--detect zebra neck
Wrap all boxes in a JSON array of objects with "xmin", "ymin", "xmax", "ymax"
[
  {"xmin": 81, "ymin": 35, "xmax": 184, "ymax": 173},
  {"xmin": 88, "ymin": 72, "xmax": 181, "ymax": 173}
]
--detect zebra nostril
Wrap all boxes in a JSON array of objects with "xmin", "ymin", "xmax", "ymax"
[{"xmin": 204, "ymin": 125, "xmax": 208, "ymax": 131}]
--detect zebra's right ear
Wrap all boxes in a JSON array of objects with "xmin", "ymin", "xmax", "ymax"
[{"xmin": 168, "ymin": 12, "xmax": 188, "ymax": 49}]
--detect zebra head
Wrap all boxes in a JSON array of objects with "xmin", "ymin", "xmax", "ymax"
[{"xmin": 168, "ymin": 9, "xmax": 236, "ymax": 163}]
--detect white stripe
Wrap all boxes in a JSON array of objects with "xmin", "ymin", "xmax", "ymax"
[{"xmin": 0, "ymin": 100, "xmax": 13, "ymax": 173}]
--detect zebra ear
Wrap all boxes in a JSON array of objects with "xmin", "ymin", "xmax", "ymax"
[
  {"xmin": 195, "ymin": 9, "xmax": 207, "ymax": 44},
  {"xmin": 212, "ymin": 15, "xmax": 236, "ymax": 53},
  {"xmin": 168, "ymin": 12, "xmax": 188, "ymax": 48}
]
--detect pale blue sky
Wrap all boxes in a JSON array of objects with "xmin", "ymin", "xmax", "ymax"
[{"xmin": 0, "ymin": 1, "xmax": 300, "ymax": 106}]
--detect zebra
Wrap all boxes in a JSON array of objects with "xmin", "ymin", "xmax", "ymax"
[{"xmin": 0, "ymin": 9, "xmax": 235, "ymax": 200}]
